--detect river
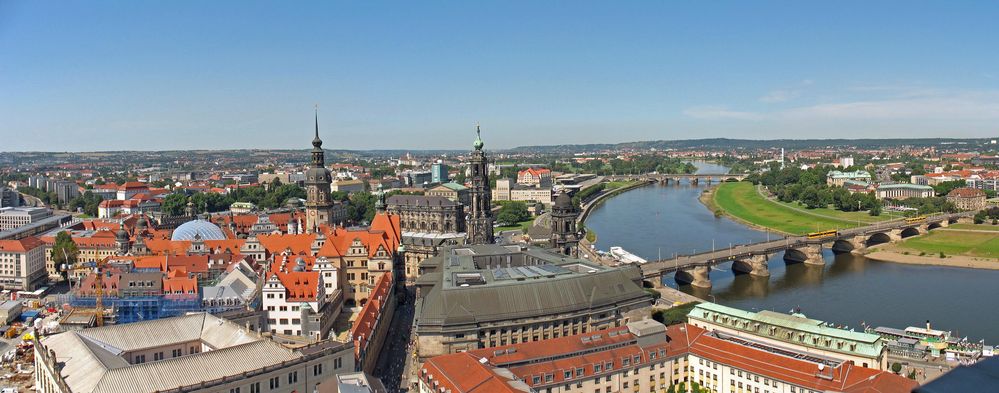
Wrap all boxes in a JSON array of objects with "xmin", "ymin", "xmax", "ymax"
[{"xmin": 585, "ymin": 161, "xmax": 999, "ymax": 343}]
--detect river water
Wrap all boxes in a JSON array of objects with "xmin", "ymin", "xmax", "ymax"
[{"xmin": 586, "ymin": 161, "xmax": 999, "ymax": 343}]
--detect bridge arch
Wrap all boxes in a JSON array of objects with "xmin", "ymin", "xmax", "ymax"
[
  {"xmin": 782, "ymin": 248, "xmax": 809, "ymax": 264},
  {"xmin": 831, "ymin": 239, "xmax": 855, "ymax": 254},
  {"xmin": 866, "ymin": 232, "xmax": 892, "ymax": 247},
  {"xmin": 731, "ymin": 260, "xmax": 754, "ymax": 275},
  {"xmin": 674, "ymin": 269, "xmax": 702, "ymax": 286},
  {"xmin": 900, "ymin": 227, "xmax": 921, "ymax": 238},
  {"xmin": 927, "ymin": 222, "xmax": 943, "ymax": 230}
]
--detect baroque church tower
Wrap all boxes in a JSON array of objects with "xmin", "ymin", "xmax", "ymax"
[
  {"xmin": 305, "ymin": 108, "xmax": 334, "ymax": 232},
  {"xmin": 466, "ymin": 124, "xmax": 494, "ymax": 244},
  {"xmin": 550, "ymin": 190, "xmax": 580, "ymax": 257}
]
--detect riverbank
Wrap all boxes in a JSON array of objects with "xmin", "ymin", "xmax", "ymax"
[
  {"xmin": 698, "ymin": 185, "xmax": 796, "ymax": 236},
  {"xmin": 577, "ymin": 179, "xmax": 654, "ymax": 225},
  {"xmin": 865, "ymin": 246, "xmax": 999, "ymax": 271},
  {"xmin": 705, "ymin": 182, "xmax": 885, "ymax": 236}
]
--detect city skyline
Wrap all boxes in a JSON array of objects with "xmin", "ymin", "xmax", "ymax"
[{"xmin": 3, "ymin": 1, "xmax": 999, "ymax": 151}]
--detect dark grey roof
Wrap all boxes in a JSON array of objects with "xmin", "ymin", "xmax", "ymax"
[
  {"xmin": 416, "ymin": 245, "xmax": 650, "ymax": 328},
  {"xmin": 387, "ymin": 195, "xmax": 459, "ymax": 207}
]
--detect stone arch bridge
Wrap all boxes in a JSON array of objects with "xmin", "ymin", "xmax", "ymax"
[
  {"xmin": 640, "ymin": 212, "xmax": 974, "ymax": 289},
  {"xmin": 605, "ymin": 173, "xmax": 750, "ymax": 185}
]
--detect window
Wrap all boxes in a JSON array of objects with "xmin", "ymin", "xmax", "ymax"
[
  {"xmin": 171, "ymin": 349, "xmax": 181, "ymax": 357},
  {"xmin": 576, "ymin": 368, "xmax": 584, "ymax": 377},
  {"xmin": 288, "ymin": 371, "xmax": 298, "ymax": 383},
  {"xmin": 564, "ymin": 370, "xmax": 572, "ymax": 380},
  {"xmin": 594, "ymin": 364, "xmax": 602, "ymax": 373},
  {"xmin": 269, "ymin": 376, "xmax": 280, "ymax": 389},
  {"xmin": 153, "ymin": 352, "xmax": 163, "ymax": 361},
  {"xmin": 230, "ymin": 388, "xmax": 240, "ymax": 393},
  {"xmin": 334, "ymin": 357, "xmax": 343, "ymax": 369},
  {"xmin": 135, "ymin": 354, "xmax": 146, "ymax": 363},
  {"xmin": 313, "ymin": 363, "xmax": 323, "ymax": 376},
  {"xmin": 249, "ymin": 382, "xmax": 260, "ymax": 393},
  {"xmin": 533, "ymin": 376, "xmax": 541, "ymax": 384},
  {"xmin": 545, "ymin": 374, "xmax": 554, "ymax": 383}
]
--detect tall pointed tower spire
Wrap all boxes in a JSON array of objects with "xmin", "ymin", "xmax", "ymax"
[
  {"xmin": 305, "ymin": 105, "xmax": 334, "ymax": 232},
  {"xmin": 466, "ymin": 122, "xmax": 494, "ymax": 244}
]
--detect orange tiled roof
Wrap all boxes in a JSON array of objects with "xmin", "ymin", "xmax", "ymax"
[
  {"xmin": 0, "ymin": 236, "xmax": 45, "ymax": 253},
  {"xmin": 422, "ymin": 323, "xmax": 916, "ymax": 393},
  {"xmin": 351, "ymin": 272, "xmax": 392, "ymax": 357},
  {"xmin": 948, "ymin": 187, "xmax": 986, "ymax": 198}
]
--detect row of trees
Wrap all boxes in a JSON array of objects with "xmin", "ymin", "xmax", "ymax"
[
  {"xmin": 68, "ymin": 191, "xmax": 104, "ymax": 216},
  {"xmin": 549, "ymin": 155, "xmax": 697, "ymax": 176},
  {"xmin": 496, "ymin": 201, "xmax": 531, "ymax": 226},
  {"xmin": 161, "ymin": 181, "xmax": 308, "ymax": 216},
  {"xmin": 748, "ymin": 165, "xmax": 885, "ymax": 216},
  {"xmin": 974, "ymin": 207, "xmax": 999, "ymax": 224}
]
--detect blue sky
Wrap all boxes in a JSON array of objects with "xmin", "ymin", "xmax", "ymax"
[{"xmin": 2, "ymin": 1, "xmax": 998, "ymax": 151}]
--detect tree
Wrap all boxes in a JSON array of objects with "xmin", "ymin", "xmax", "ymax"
[
  {"xmin": 51, "ymin": 231, "xmax": 79, "ymax": 279},
  {"xmin": 161, "ymin": 193, "xmax": 188, "ymax": 216},
  {"xmin": 932, "ymin": 180, "xmax": 967, "ymax": 197},
  {"xmin": 496, "ymin": 201, "xmax": 530, "ymax": 226},
  {"xmin": 891, "ymin": 362, "xmax": 902, "ymax": 374}
]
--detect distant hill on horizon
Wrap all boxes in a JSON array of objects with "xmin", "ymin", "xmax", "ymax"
[{"xmin": 510, "ymin": 137, "xmax": 998, "ymax": 153}]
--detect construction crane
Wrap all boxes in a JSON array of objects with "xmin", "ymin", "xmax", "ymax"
[{"xmin": 66, "ymin": 251, "xmax": 109, "ymax": 327}]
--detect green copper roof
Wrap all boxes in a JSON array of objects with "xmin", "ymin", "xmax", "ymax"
[
  {"xmin": 441, "ymin": 182, "xmax": 468, "ymax": 191},
  {"xmin": 473, "ymin": 124, "xmax": 484, "ymax": 150},
  {"xmin": 689, "ymin": 302, "xmax": 884, "ymax": 358}
]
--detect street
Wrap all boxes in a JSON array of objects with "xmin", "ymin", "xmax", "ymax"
[{"xmin": 372, "ymin": 288, "xmax": 416, "ymax": 392}]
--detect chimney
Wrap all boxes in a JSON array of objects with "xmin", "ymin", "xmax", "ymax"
[{"xmin": 926, "ymin": 320, "xmax": 931, "ymax": 331}]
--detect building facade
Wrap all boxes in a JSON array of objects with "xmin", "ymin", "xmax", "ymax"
[
  {"xmin": 0, "ymin": 236, "xmax": 47, "ymax": 291},
  {"xmin": 414, "ymin": 244, "xmax": 652, "ymax": 359},
  {"xmin": 0, "ymin": 187, "xmax": 19, "ymax": 208},
  {"xmin": 387, "ymin": 195, "xmax": 465, "ymax": 234},
  {"xmin": 33, "ymin": 313, "xmax": 357, "ymax": 393},
  {"xmin": 517, "ymin": 167, "xmax": 552, "ymax": 187},
  {"xmin": 947, "ymin": 187, "xmax": 987, "ymax": 211},
  {"xmin": 431, "ymin": 161, "xmax": 449, "ymax": 184},
  {"xmin": 875, "ymin": 183, "xmax": 935, "ymax": 200},
  {"xmin": 419, "ymin": 320, "xmax": 915, "ymax": 393},
  {"xmin": 827, "ymin": 170, "xmax": 872, "ymax": 186},
  {"xmin": 687, "ymin": 302, "xmax": 889, "ymax": 370},
  {"xmin": 466, "ymin": 125, "xmax": 494, "ymax": 245},
  {"xmin": 0, "ymin": 207, "xmax": 53, "ymax": 231}
]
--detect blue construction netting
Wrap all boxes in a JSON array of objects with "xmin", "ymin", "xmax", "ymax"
[{"xmin": 57, "ymin": 294, "xmax": 204, "ymax": 324}]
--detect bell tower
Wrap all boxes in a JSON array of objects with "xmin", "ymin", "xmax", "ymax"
[{"xmin": 466, "ymin": 124, "xmax": 494, "ymax": 245}]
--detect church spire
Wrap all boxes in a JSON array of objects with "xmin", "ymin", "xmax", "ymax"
[
  {"xmin": 312, "ymin": 105, "xmax": 323, "ymax": 149},
  {"xmin": 311, "ymin": 105, "xmax": 325, "ymax": 167}
]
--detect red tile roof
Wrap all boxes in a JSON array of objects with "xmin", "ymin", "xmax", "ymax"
[
  {"xmin": 948, "ymin": 187, "xmax": 986, "ymax": 198},
  {"xmin": 422, "ymin": 323, "xmax": 917, "ymax": 393},
  {"xmin": 0, "ymin": 236, "xmax": 45, "ymax": 253},
  {"xmin": 351, "ymin": 272, "xmax": 393, "ymax": 358}
]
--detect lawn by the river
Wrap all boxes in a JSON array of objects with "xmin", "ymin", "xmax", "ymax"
[
  {"xmin": 897, "ymin": 229, "xmax": 999, "ymax": 258},
  {"xmin": 712, "ymin": 182, "xmax": 871, "ymax": 235}
]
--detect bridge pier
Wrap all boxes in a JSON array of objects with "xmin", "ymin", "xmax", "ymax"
[
  {"xmin": 849, "ymin": 235, "xmax": 867, "ymax": 254},
  {"xmin": 939, "ymin": 220, "xmax": 950, "ymax": 227},
  {"xmin": 888, "ymin": 229, "xmax": 904, "ymax": 243},
  {"xmin": 917, "ymin": 224, "xmax": 930, "ymax": 235},
  {"xmin": 801, "ymin": 244, "xmax": 825, "ymax": 266},
  {"xmin": 733, "ymin": 254, "xmax": 770, "ymax": 277},
  {"xmin": 677, "ymin": 266, "xmax": 711, "ymax": 289}
]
